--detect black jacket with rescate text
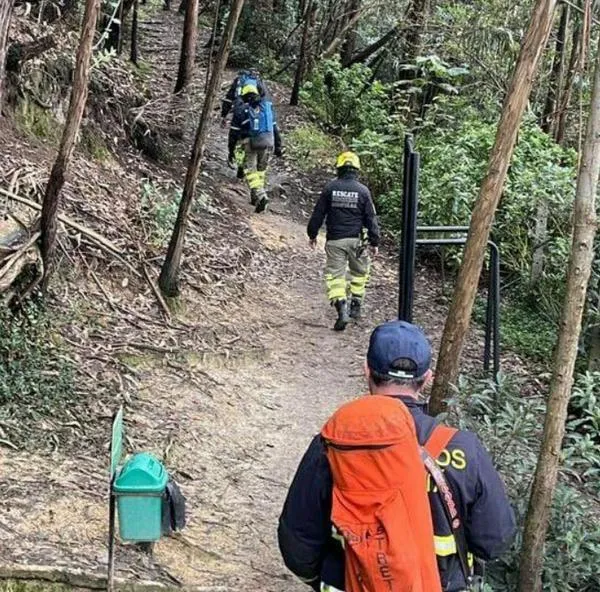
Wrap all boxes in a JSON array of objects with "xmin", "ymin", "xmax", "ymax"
[
  {"xmin": 278, "ymin": 396, "xmax": 516, "ymax": 592},
  {"xmin": 307, "ymin": 172, "xmax": 380, "ymax": 247}
]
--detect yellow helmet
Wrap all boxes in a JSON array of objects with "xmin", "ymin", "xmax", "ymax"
[
  {"xmin": 241, "ymin": 84, "xmax": 259, "ymax": 97},
  {"xmin": 336, "ymin": 151, "xmax": 361, "ymax": 170}
]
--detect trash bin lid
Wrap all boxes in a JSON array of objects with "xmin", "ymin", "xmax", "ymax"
[{"xmin": 113, "ymin": 452, "xmax": 168, "ymax": 493}]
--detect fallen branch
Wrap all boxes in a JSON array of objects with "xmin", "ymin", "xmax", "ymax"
[
  {"xmin": 143, "ymin": 265, "xmax": 172, "ymax": 321},
  {"xmin": 0, "ymin": 564, "xmax": 228, "ymax": 591},
  {"xmin": 0, "ymin": 187, "xmax": 141, "ymax": 278}
]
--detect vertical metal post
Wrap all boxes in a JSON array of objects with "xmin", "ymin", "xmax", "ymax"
[
  {"xmin": 398, "ymin": 135, "xmax": 413, "ymax": 319},
  {"xmin": 483, "ymin": 247, "xmax": 493, "ymax": 372},
  {"xmin": 107, "ymin": 484, "xmax": 116, "ymax": 592},
  {"xmin": 491, "ymin": 243, "xmax": 501, "ymax": 379},
  {"xmin": 403, "ymin": 152, "xmax": 419, "ymax": 323}
]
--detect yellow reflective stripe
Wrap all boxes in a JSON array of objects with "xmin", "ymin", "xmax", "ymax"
[
  {"xmin": 349, "ymin": 273, "xmax": 369, "ymax": 297},
  {"xmin": 434, "ymin": 534, "xmax": 457, "ymax": 556},
  {"xmin": 331, "ymin": 525, "xmax": 345, "ymax": 549},
  {"xmin": 468, "ymin": 552, "xmax": 474, "ymax": 568},
  {"xmin": 321, "ymin": 584, "xmax": 344, "ymax": 592},
  {"xmin": 326, "ymin": 275, "xmax": 346, "ymax": 301},
  {"xmin": 245, "ymin": 171, "xmax": 263, "ymax": 189}
]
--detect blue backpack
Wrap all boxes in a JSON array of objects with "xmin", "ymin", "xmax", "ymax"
[
  {"xmin": 248, "ymin": 100, "xmax": 274, "ymax": 136},
  {"xmin": 247, "ymin": 100, "xmax": 274, "ymax": 149}
]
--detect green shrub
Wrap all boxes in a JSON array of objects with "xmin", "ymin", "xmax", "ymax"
[
  {"xmin": 376, "ymin": 115, "xmax": 576, "ymax": 317},
  {"xmin": 449, "ymin": 373, "xmax": 600, "ymax": 591},
  {"xmin": 473, "ymin": 296, "xmax": 557, "ymax": 363},
  {"xmin": 140, "ymin": 180, "xmax": 181, "ymax": 248},
  {"xmin": 0, "ymin": 302, "xmax": 74, "ymax": 409},
  {"xmin": 287, "ymin": 123, "xmax": 341, "ymax": 172},
  {"xmin": 300, "ymin": 58, "xmax": 391, "ymax": 136}
]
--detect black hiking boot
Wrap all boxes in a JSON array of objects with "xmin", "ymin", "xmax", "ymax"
[
  {"xmin": 255, "ymin": 196, "xmax": 269, "ymax": 213},
  {"xmin": 349, "ymin": 297, "xmax": 362, "ymax": 320},
  {"xmin": 333, "ymin": 300, "xmax": 349, "ymax": 331}
]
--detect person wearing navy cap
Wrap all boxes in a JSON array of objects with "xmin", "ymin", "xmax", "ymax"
[{"xmin": 278, "ymin": 320, "xmax": 516, "ymax": 592}]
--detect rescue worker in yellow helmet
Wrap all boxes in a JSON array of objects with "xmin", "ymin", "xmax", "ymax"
[
  {"xmin": 229, "ymin": 83, "xmax": 283, "ymax": 213},
  {"xmin": 307, "ymin": 152, "xmax": 380, "ymax": 331}
]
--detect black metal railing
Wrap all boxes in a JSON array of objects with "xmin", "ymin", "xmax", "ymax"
[{"xmin": 398, "ymin": 137, "xmax": 500, "ymax": 377}]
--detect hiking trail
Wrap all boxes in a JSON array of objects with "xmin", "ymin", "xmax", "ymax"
[{"xmin": 0, "ymin": 7, "xmax": 517, "ymax": 591}]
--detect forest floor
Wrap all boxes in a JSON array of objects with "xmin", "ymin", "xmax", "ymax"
[{"xmin": 0, "ymin": 5, "xmax": 532, "ymax": 591}]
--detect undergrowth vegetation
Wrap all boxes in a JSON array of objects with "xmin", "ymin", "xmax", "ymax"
[
  {"xmin": 0, "ymin": 301, "xmax": 74, "ymax": 430},
  {"xmin": 449, "ymin": 373, "xmax": 600, "ymax": 591}
]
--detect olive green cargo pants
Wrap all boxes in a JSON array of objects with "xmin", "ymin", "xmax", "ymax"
[{"xmin": 324, "ymin": 237, "xmax": 370, "ymax": 303}]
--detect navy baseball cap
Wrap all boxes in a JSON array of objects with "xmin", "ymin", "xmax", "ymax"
[{"xmin": 367, "ymin": 320, "xmax": 432, "ymax": 379}]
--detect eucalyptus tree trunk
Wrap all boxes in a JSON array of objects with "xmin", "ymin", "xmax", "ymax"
[
  {"xmin": 533, "ymin": 6, "xmax": 567, "ymax": 287},
  {"xmin": 556, "ymin": 14, "xmax": 583, "ymax": 144},
  {"xmin": 159, "ymin": 0, "xmax": 246, "ymax": 295},
  {"xmin": 0, "ymin": 0, "xmax": 15, "ymax": 114},
  {"xmin": 40, "ymin": 0, "xmax": 102, "ymax": 284},
  {"xmin": 541, "ymin": 2, "xmax": 570, "ymax": 134},
  {"xmin": 518, "ymin": 36, "xmax": 600, "ymax": 592},
  {"xmin": 400, "ymin": 0, "xmax": 430, "ymax": 63},
  {"xmin": 341, "ymin": 0, "xmax": 361, "ymax": 66},
  {"xmin": 130, "ymin": 0, "xmax": 139, "ymax": 65},
  {"xmin": 429, "ymin": 0, "xmax": 558, "ymax": 415},
  {"xmin": 174, "ymin": 0, "xmax": 199, "ymax": 93},
  {"xmin": 291, "ymin": 0, "xmax": 314, "ymax": 105}
]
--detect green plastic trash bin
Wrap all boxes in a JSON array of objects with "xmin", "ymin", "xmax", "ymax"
[{"xmin": 113, "ymin": 452, "xmax": 168, "ymax": 542}]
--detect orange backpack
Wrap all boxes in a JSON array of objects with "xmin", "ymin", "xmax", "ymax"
[{"xmin": 321, "ymin": 395, "xmax": 443, "ymax": 592}]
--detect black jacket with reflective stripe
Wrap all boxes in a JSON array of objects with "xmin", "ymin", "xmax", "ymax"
[
  {"xmin": 277, "ymin": 397, "xmax": 516, "ymax": 592},
  {"xmin": 307, "ymin": 173, "xmax": 380, "ymax": 247}
]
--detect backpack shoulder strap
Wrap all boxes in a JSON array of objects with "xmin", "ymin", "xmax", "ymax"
[
  {"xmin": 421, "ymin": 425, "xmax": 472, "ymax": 587},
  {"xmin": 424, "ymin": 424, "xmax": 458, "ymax": 458}
]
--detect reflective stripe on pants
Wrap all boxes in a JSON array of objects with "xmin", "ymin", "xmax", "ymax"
[
  {"xmin": 243, "ymin": 142, "xmax": 269, "ymax": 200},
  {"xmin": 321, "ymin": 584, "xmax": 344, "ymax": 592},
  {"xmin": 324, "ymin": 238, "xmax": 370, "ymax": 303}
]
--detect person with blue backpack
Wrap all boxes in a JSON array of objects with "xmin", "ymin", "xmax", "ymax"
[
  {"xmin": 229, "ymin": 83, "xmax": 283, "ymax": 213},
  {"xmin": 220, "ymin": 69, "xmax": 267, "ymax": 127}
]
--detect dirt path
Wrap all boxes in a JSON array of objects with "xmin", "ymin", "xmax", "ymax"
[{"xmin": 0, "ymin": 7, "xmax": 496, "ymax": 591}]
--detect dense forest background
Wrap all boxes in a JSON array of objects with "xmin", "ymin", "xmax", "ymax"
[{"xmin": 1, "ymin": 0, "xmax": 600, "ymax": 590}]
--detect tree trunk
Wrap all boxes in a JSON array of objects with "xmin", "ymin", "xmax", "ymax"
[
  {"xmin": 517, "ymin": 36, "xmax": 600, "ymax": 592},
  {"xmin": 159, "ymin": 0, "xmax": 245, "ymax": 296},
  {"xmin": 0, "ymin": 0, "xmax": 15, "ymax": 114},
  {"xmin": 588, "ymin": 300, "xmax": 600, "ymax": 371},
  {"xmin": 530, "ymin": 197, "xmax": 549, "ymax": 286},
  {"xmin": 532, "ymin": 4, "xmax": 569, "ymax": 287},
  {"xmin": 290, "ymin": 0, "xmax": 314, "ymax": 106},
  {"xmin": 105, "ymin": 0, "xmax": 134, "ymax": 52},
  {"xmin": 130, "ymin": 0, "xmax": 139, "ymax": 65},
  {"xmin": 40, "ymin": 0, "xmax": 102, "ymax": 285},
  {"xmin": 556, "ymin": 14, "xmax": 582, "ymax": 144},
  {"xmin": 321, "ymin": 6, "xmax": 364, "ymax": 60},
  {"xmin": 340, "ymin": 0, "xmax": 361, "ymax": 66},
  {"xmin": 348, "ymin": 22, "xmax": 400, "ymax": 66},
  {"xmin": 400, "ymin": 0, "xmax": 430, "ymax": 63},
  {"xmin": 541, "ymin": 2, "xmax": 570, "ymax": 134},
  {"xmin": 204, "ymin": 0, "xmax": 222, "ymax": 89},
  {"xmin": 174, "ymin": 0, "xmax": 199, "ymax": 93},
  {"xmin": 429, "ymin": 0, "xmax": 558, "ymax": 415}
]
